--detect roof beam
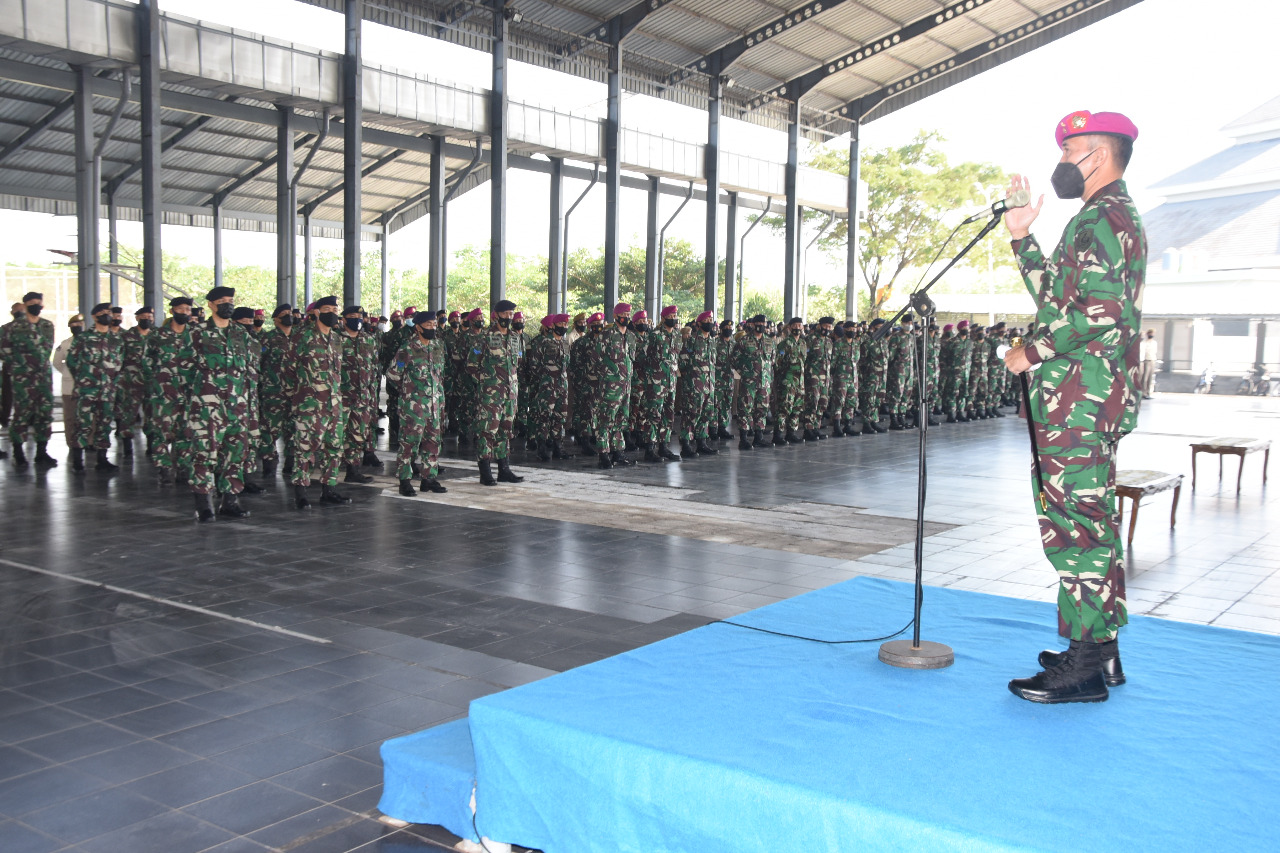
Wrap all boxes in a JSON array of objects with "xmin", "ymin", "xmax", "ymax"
[
  {"xmin": 299, "ymin": 143, "xmax": 416, "ymax": 215},
  {"xmin": 557, "ymin": 0, "xmax": 682, "ymax": 63},
  {"xmin": 105, "ymin": 97, "xmax": 239, "ymax": 196},
  {"xmin": 209, "ymin": 135, "xmax": 316, "ymax": 206},
  {"xmin": 0, "ymin": 69, "xmax": 116, "ymax": 167},
  {"xmin": 686, "ymin": 0, "xmax": 854, "ymax": 78}
]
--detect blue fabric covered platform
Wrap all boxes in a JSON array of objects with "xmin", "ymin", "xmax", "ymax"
[{"xmin": 381, "ymin": 577, "xmax": 1280, "ymax": 852}]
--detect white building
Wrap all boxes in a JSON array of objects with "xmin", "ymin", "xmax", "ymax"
[{"xmin": 1142, "ymin": 96, "xmax": 1280, "ymax": 380}]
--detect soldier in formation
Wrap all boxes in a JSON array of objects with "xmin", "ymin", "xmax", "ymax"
[{"xmin": 0, "ymin": 291, "xmax": 57, "ymax": 467}]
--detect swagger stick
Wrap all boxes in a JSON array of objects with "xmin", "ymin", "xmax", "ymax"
[{"xmin": 1011, "ymin": 335, "xmax": 1049, "ymax": 513}]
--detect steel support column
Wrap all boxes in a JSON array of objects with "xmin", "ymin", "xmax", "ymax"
[
  {"xmin": 603, "ymin": 19, "xmax": 623, "ymax": 313},
  {"xmin": 276, "ymin": 106, "xmax": 295, "ymax": 306},
  {"xmin": 107, "ymin": 194, "xmax": 119, "ymax": 305},
  {"xmin": 490, "ymin": 0, "xmax": 509, "ymax": 308},
  {"xmin": 644, "ymin": 176, "xmax": 660, "ymax": 319},
  {"xmin": 137, "ymin": 0, "xmax": 163, "ymax": 312},
  {"xmin": 380, "ymin": 221, "xmax": 390, "ymax": 318},
  {"xmin": 428, "ymin": 135, "xmax": 446, "ymax": 313},
  {"xmin": 342, "ymin": 0, "xmax": 363, "ymax": 307},
  {"xmin": 303, "ymin": 212, "xmax": 313, "ymax": 307},
  {"xmin": 845, "ymin": 121, "xmax": 860, "ymax": 321},
  {"xmin": 548, "ymin": 157, "xmax": 564, "ymax": 315},
  {"xmin": 213, "ymin": 202, "xmax": 224, "ymax": 288},
  {"xmin": 783, "ymin": 101, "xmax": 800, "ymax": 321},
  {"xmin": 704, "ymin": 66, "xmax": 722, "ymax": 315},
  {"xmin": 73, "ymin": 66, "xmax": 98, "ymax": 317},
  {"xmin": 723, "ymin": 191, "xmax": 738, "ymax": 323}
]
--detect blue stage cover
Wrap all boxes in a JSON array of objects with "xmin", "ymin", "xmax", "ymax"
[
  {"xmin": 459, "ymin": 577, "xmax": 1279, "ymax": 852},
  {"xmin": 379, "ymin": 719, "xmax": 479, "ymax": 843}
]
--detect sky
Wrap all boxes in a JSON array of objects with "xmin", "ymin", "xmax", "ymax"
[{"xmin": 0, "ymin": 0, "xmax": 1273, "ymax": 300}]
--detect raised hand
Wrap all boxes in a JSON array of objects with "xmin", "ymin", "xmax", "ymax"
[{"xmin": 1003, "ymin": 174, "xmax": 1043, "ymax": 240}]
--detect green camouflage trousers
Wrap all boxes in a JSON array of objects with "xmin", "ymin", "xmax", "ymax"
[
  {"xmin": 736, "ymin": 379, "xmax": 769, "ymax": 432},
  {"xmin": 591, "ymin": 395, "xmax": 629, "ymax": 452},
  {"xmin": 713, "ymin": 373, "xmax": 734, "ymax": 433},
  {"xmin": 259, "ymin": 391, "xmax": 293, "ymax": 461},
  {"xmin": 827, "ymin": 372, "xmax": 858, "ymax": 422},
  {"xmin": 396, "ymin": 405, "xmax": 441, "ymax": 481},
  {"xmin": 887, "ymin": 363, "xmax": 914, "ymax": 416},
  {"xmin": 9, "ymin": 375, "xmax": 53, "ymax": 444},
  {"xmin": 342, "ymin": 399, "xmax": 372, "ymax": 466},
  {"xmin": 187, "ymin": 401, "xmax": 246, "ymax": 496},
  {"xmin": 150, "ymin": 396, "xmax": 188, "ymax": 476},
  {"xmin": 1033, "ymin": 424, "xmax": 1128, "ymax": 642},
  {"xmin": 804, "ymin": 376, "xmax": 830, "ymax": 432},
  {"xmin": 638, "ymin": 382, "xmax": 675, "ymax": 445},
  {"xmin": 292, "ymin": 398, "xmax": 345, "ymax": 487},
  {"xmin": 74, "ymin": 391, "xmax": 113, "ymax": 450},
  {"xmin": 774, "ymin": 375, "xmax": 805, "ymax": 433},
  {"xmin": 677, "ymin": 382, "xmax": 714, "ymax": 442},
  {"xmin": 474, "ymin": 391, "xmax": 515, "ymax": 461}
]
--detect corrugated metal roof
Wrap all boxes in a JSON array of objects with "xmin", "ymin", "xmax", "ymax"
[
  {"xmin": 1143, "ymin": 190, "xmax": 1280, "ymax": 261},
  {"xmin": 1151, "ymin": 139, "xmax": 1280, "ymax": 191}
]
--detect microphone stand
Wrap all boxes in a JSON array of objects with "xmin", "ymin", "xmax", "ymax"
[{"xmin": 876, "ymin": 205, "xmax": 1008, "ymax": 670}]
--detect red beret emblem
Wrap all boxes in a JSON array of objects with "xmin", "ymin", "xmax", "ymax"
[{"xmin": 1071, "ymin": 114, "xmax": 1088, "ymax": 129}]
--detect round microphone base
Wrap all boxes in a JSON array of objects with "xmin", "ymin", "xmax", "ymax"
[{"xmin": 879, "ymin": 639, "xmax": 954, "ymax": 670}]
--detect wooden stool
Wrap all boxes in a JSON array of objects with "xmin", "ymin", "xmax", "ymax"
[
  {"xmin": 1115, "ymin": 470, "xmax": 1183, "ymax": 545},
  {"xmin": 1189, "ymin": 437, "xmax": 1271, "ymax": 494}
]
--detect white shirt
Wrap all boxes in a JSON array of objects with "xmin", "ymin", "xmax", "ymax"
[{"xmin": 1139, "ymin": 337, "xmax": 1158, "ymax": 362}]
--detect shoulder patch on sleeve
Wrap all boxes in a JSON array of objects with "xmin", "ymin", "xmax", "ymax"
[{"xmin": 1074, "ymin": 228, "xmax": 1094, "ymax": 254}]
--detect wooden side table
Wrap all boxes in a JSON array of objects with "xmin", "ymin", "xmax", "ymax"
[
  {"xmin": 1189, "ymin": 438, "xmax": 1271, "ymax": 495},
  {"xmin": 1115, "ymin": 470, "xmax": 1184, "ymax": 545}
]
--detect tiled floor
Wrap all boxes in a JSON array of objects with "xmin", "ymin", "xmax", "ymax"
[{"xmin": 1, "ymin": 392, "xmax": 1276, "ymax": 852}]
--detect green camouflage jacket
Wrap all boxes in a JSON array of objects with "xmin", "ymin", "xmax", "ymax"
[
  {"xmin": 66, "ymin": 328, "xmax": 123, "ymax": 397},
  {"xmin": 0, "ymin": 315, "xmax": 54, "ymax": 380}
]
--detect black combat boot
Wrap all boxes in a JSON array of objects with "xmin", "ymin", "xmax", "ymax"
[
  {"xmin": 828, "ymin": 420, "xmax": 844, "ymax": 437},
  {"xmin": 1040, "ymin": 638, "xmax": 1125, "ymax": 686},
  {"xmin": 624, "ymin": 432, "xmax": 638, "ymax": 452},
  {"xmin": 95, "ymin": 449, "xmax": 118, "ymax": 471},
  {"xmin": 717, "ymin": 426, "xmax": 734, "ymax": 440},
  {"xmin": 70, "ymin": 447, "xmax": 85, "ymax": 472},
  {"xmin": 889, "ymin": 414, "xmax": 905, "ymax": 431},
  {"xmin": 680, "ymin": 440, "xmax": 698, "ymax": 459},
  {"xmin": 992, "ymin": 406, "xmax": 1005, "ymax": 418},
  {"xmin": 738, "ymin": 431, "xmax": 753, "ymax": 451},
  {"xmin": 122, "ymin": 438, "xmax": 134, "ymax": 458},
  {"xmin": 240, "ymin": 479, "xmax": 264, "ymax": 494},
  {"xmin": 552, "ymin": 440, "xmax": 574, "ymax": 460},
  {"xmin": 478, "ymin": 459, "xmax": 497, "ymax": 486},
  {"xmin": 219, "ymin": 493, "xmax": 250, "ymax": 519},
  {"xmin": 294, "ymin": 484, "xmax": 311, "ymax": 509},
  {"xmin": 34, "ymin": 442, "xmax": 57, "ymax": 467},
  {"xmin": 1008, "ymin": 639, "xmax": 1109, "ymax": 704},
  {"xmin": 534, "ymin": 440, "xmax": 549, "ymax": 462},
  {"xmin": 946, "ymin": 410, "xmax": 957, "ymax": 424},
  {"xmin": 261, "ymin": 455, "xmax": 277, "ymax": 476},
  {"xmin": 696, "ymin": 438, "xmax": 718, "ymax": 455},
  {"xmin": 772, "ymin": 429, "xmax": 787, "ymax": 446},
  {"xmin": 12, "ymin": 444, "xmax": 28, "ymax": 468},
  {"xmin": 814, "ymin": 426, "xmax": 827, "ymax": 439},
  {"xmin": 753, "ymin": 429, "xmax": 769, "ymax": 448},
  {"xmin": 156, "ymin": 468, "xmax": 173, "ymax": 486},
  {"xmin": 399, "ymin": 479, "xmax": 417, "ymax": 496},
  {"xmin": 803, "ymin": 428, "xmax": 818, "ymax": 441},
  {"xmin": 785, "ymin": 430, "xmax": 803, "ymax": 445},
  {"xmin": 421, "ymin": 476, "xmax": 447, "ymax": 493},
  {"xmin": 598, "ymin": 451, "xmax": 614, "ymax": 470},
  {"xmin": 861, "ymin": 420, "xmax": 877, "ymax": 435},
  {"xmin": 579, "ymin": 434, "xmax": 598, "ymax": 455},
  {"xmin": 144, "ymin": 439, "xmax": 154, "ymax": 458},
  {"xmin": 194, "ymin": 492, "xmax": 216, "ymax": 523},
  {"xmin": 644, "ymin": 445, "xmax": 663, "ymax": 463},
  {"xmin": 320, "ymin": 484, "xmax": 352, "ymax": 505},
  {"xmin": 497, "ymin": 458, "xmax": 524, "ymax": 482},
  {"xmin": 526, "ymin": 437, "xmax": 539, "ymax": 452},
  {"xmin": 344, "ymin": 463, "xmax": 373, "ymax": 484},
  {"xmin": 610, "ymin": 450, "xmax": 635, "ymax": 467},
  {"xmin": 362, "ymin": 450, "xmax": 382, "ymax": 467},
  {"xmin": 282, "ymin": 454, "xmax": 294, "ymax": 476},
  {"xmin": 660, "ymin": 443, "xmax": 680, "ymax": 461},
  {"xmin": 926, "ymin": 413, "xmax": 941, "ymax": 427}
]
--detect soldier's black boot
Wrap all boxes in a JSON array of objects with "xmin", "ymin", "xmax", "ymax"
[
  {"xmin": 624, "ymin": 432, "xmax": 638, "ymax": 452},
  {"xmin": 12, "ymin": 443, "xmax": 28, "ymax": 468},
  {"xmin": 861, "ymin": 420, "xmax": 877, "ymax": 435},
  {"xmin": 717, "ymin": 426, "xmax": 734, "ymax": 440},
  {"xmin": 95, "ymin": 449, "xmax": 118, "ymax": 471},
  {"xmin": 294, "ymin": 484, "xmax": 311, "ymax": 509},
  {"xmin": 992, "ymin": 406, "xmax": 1005, "ymax": 418},
  {"xmin": 803, "ymin": 428, "xmax": 818, "ymax": 441},
  {"xmin": 696, "ymin": 438, "xmax": 718, "ymax": 455},
  {"xmin": 399, "ymin": 478, "xmax": 417, "ymax": 496},
  {"xmin": 1008, "ymin": 639, "xmax": 1109, "ymax": 704},
  {"xmin": 362, "ymin": 450, "xmax": 382, "ymax": 467},
  {"xmin": 421, "ymin": 475, "xmax": 447, "ymax": 494},
  {"xmin": 738, "ymin": 431, "xmax": 753, "ymax": 451},
  {"xmin": 240, "ymin": 479, "xmax": 264, "ymax": 494},
  {"xmin": 926, "ymin": 412, "xmax": 941, "ymax": 427},
  {"xmin": 157, "ymin": 467, "xmax": 174, "ymax": 486},
  {"xmin": 552, "ymin": 440, "xmax": 574, "ymax": 460},
  {"xmin": 598, "ymin": 451, "xmax": 613, "ymax": 470},
  {"xmin": 320, "ymin": 484, "xmax": 352, "ymax": 505},
  {"xmin": 34, "ymin": 442, "xmax": 57, "ymax": 467},
  {"xmin": 785, "ymin": 429, "xmax": 803, "ymax": 445},
  {"xmin": 1040, "ymin": 638, "xmax": 1125, "ymax": 686},
  {"xmin": 478, "ymin": 459, "xmax": 497, "ymax": 486},
  {"xmin": 772, "ymin": 429, "xmax": 787, "ymax": 446},
  {"xmin": 644, "ymin": 445, "xmax": 663, "ymax": 463},
  {"xmin": 70, "ymin": 447, "xmax": 85, "ymax": 472},
  {"xmin": 579, "ymin": 434, "xmax": 598, "ymax": 455},
  {"xmin": 497, "ymin": 458, "xmax": 524, "ymax": 483},
  {"xmin": 889, "ymin": 414, "xmax": 905, "ymax": 431},
  {"xmin": 946, "ymin": 410, "xmax": 957, "ymax": 424},
  {"xmin": 122, "ymin": 438, "xmax": 133, "ymax": 458},
  {"xmin": 282, "ymin": 454, "xmax": 294, "ymax": 476},
  {"xmin": 660, "ymin": 442, "xmax": 680, "ymax": 461},
  {"xmin": 261, "ymin": 455, "xmax": 277, "ymax": 477},
  {"xmin": 610, "ymin": 450, "xmax": 635, "ymax": 467},
  {"xmin": 814, "ymin": 426, "xmax": 827, "ymax": 439},
  {"xmin": 344, "ymin": 463, "xmax": 373, "ymax": 484},
  {"xmin": 219, "ymin": 493, "xmax": 250, "ymax": 519},
  {"xmin": 536, "ymin": 440, "xmax": 552, "ymax": 462},
  {"xmin": 194, "ymin": 492, "xmax": 216, "ymax": 523},
  {"xmin": 753, "ymin": 429, "xmax": 770, "ymax": 448},
  {"xmin": 680, "ymin": 440, "xmax": 698, "ymax": 459}
]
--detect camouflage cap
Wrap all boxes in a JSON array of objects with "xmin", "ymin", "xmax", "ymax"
[{"xmin": 68, "ymin": 313, "xmax": 83, "ymax": 325}]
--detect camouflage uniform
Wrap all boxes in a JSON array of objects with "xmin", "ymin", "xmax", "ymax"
[
  {"xmin": 966, "ymin": 330, "xmax": 989, "ymax": 419},
  {"xmin": 185, "ymin": 320, "xmax": 252, "ymax": 496},
  {"xmin": 568, "ymin": 333, "xmax": 595, "ymax": 442},
  {"xmin": 453, "ymin": 327, "xmax": 480, "ymax": 441},
  {"xmin": 857, "ymin": 333, "xmax": 889, "ymax": 424},
  {"xmin": 1014, "ymin": 178, "xmax": 1146, "ymax": 642},
  {"xmin": 116, "ymin": 326, "xmax": 153, "ymax": 444},
  {"xmin": 803, "ymin": 331, "xmax": 834, "ymax": 433},
  {"xmin": 677, "ymin": 332, "xmax": 716, "ymax": 443},
  {"xmin": 388, "ymin": 331, "xmax": 446, "ymax": 480},
  {"xmin": 238, "ymin": 327, "xmax": 263, "ymax": 480},
  {"xmin": 827, "ymin": 332, "xmax": 860, "ymax": 426},
  {"xmin": 985, "ymin": 331, "xmax": 1007, "ymax": 412},
  {"xmin": 65, "ymin": 329, "xmax": 122, "ymax": 450},
  {"xmin": 259, "ymin": 327, "xmax": 298, "ymax": 463},
  {"xmin": 639, "ymin": 325, "xmax": 680, "ymax": 448},
  {"xmin": 589, "ymin": 324, "xmax": 633, "ymax": 453},
  {"xmin": 885, "ymin": 326, "xmax": 916, "ymax": 419},
  {"xmin": 465, "ymin": 326, "xmax": 521, "ymax": 462},
  {"xmin": 731, "ymin": 332, "xmax": 775, "ymax": 433},
  {"xmin": 955, "ymin": 330, "xmax": 974, "ymax": 417},
  {"xmin": 0, "ymin": 315, "xmax": 54, "ymax": 446},
  {"xmin": 772, "ymin": 333, "xmax": 807, "ymax": 435},
  {"xmin": 712, "ymin": 333, "xmax": 736, "ymax": 436},
  {"xmin": 380, "ymin": 323, "xmax": 407, "ymax": 437},
  {"xmin": 145, "ymin": 322, "xmax": 197, "ymax": 474},
  {"xmin": 290, "ymin": 325, "xmax": 345, "ymax": 488},
  {"xmin": 526, "ymin": 329, "xmax": 570, "ymax": 444},
  {"xmin": 938, "ymin": 330, "xmax": 961, "ymax": 418},
  {"xmin": 340, "ymin": 328, "xmax": 378, "ymax": 466}
]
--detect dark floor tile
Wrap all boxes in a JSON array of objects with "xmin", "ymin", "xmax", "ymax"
[
  {"xmin": 212, "ymin": 735, "xmax": 336, "ymax": 779},
  {"xmin": 110, "ymin": 701, "xmax": 220, "ymax": 738},
  {"xmin": 74, "ymin": 808, "xmax": 234, "ymax": 853},
  {"xmin": 68, "ymin": 739, "xmax": 197, "ymax": 785},
  {"xmin": 60, "ymin": 685, "xmax": 169, "ymax": 719},
  {"xmin": 268, "ymin": 754, "xmax": 383, "ymax": 803},
  {"xmin": 245, "ymin": 804, "xmax": 353, "ymax": 849},
  {"xmin": 17, "ymin": 672, "xmax": 121, "ymax": 704},
  {"xmin": 158, "ymin": 715, "xmax": 277, "ymax": 757},
  {"xmin": 243, "ymin": 666, "xmax": 350, "ymax": 697},
  {"xmin": 0, "ymin": 765, "xmax": 110, "ymax": 817},
  {"xmin": 200, "ymin": 837, "xmax": 272, "ymax": 853},
  {"xmin": 283, "ymin": 817, "xmax": 406, "ymax": 853},
  {"xmin": 422, "ymin": 678, "xmax": 504, "ymax": 707},
  {"xmin": 355, "ymin": 696, "xmax": 461, "ymax": 732},
  {"xmin": 363, "ymin": 666, "xmax": 460, "ymax": 697},
  {"xmin": 182, "ymin": 780, "xmax": 323, "ymax": 835},
  {"xmin": 307, "ymin": 680, "xmax": 415, "ymax": 713},
  {"xmin": 22, "ymin": 786, "xmax": 169, "ymax": 844},
  {"xmin": 0, "ymin": 705, "xmax": 89, "ymax": 744},
  {"xmin": 0, "ymin": 820, "xmax": 63, "ymax": 853},
  {"xmin": 0, "ymin": 745, "xmax": 50, "ymax": 782},
  {"xmin": 229, "ymin": 697, "xmax": 342, "ymax": 734},
  {"xmin": 180, "ymin": 683, "xmax": 291, "ymax": 717},
  {"xmin": 123, "ymin": 760, "xmax": 258, "ymax": 809},
  {"xmin": 18, "ymin": 721, "xmax": 140, "ymax": 763},
  {"xmin": 291, "ymin": 714, "xmax": 404, "ymax": 753}
]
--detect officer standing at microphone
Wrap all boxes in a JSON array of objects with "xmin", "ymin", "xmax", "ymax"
[{"xmin": 1002, "ymin": 111, "xmax": 1146, "ymax": 705}]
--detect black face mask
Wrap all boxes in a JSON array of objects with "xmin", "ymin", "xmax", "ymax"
[
  {"xmin": 253, "ymin": 319, "xmax": 264, "ymax": 328},
  {"xmin": 420, "ymin": 327, "xmax": 436, "ymax": 340},
  {"xmin": 318, "ymin": 312, "xmax": 340, "ymax": 328},
  {"xmin": 471, "ymin": 320, "xmax": 484, "ymax": 330},
  {"xmin": 279, "ymin": 314, "xmax": 294, "ymax": 327},
  {"xmin": 700, "ymin": 322, "xmax": 715, "ymax": 334},
  {"xmin": 590, "ymin": 325, "xmax": 602, "ymax": 335},
  {"xmin": 135, "ymin": 319, "xmax": 153, "ymax": 330},
  {"xmin": 450, "ymin": 322, "xmax": 459, "ymax": 329},
  {"xmin": 345, "ymin": 318, "xmax": 363, "ymax": 332},
  {"xmin": 497, "ymin": 317, "xmax": 511, "ymax": 329},
  {"xmin": 172, "ymin": 313, "xmax": 191, "ymax": 326},
  {"xmin": 833, "ymin": 327, "xmax": 844, "ymax": 338},
  {"xmin": 553, "ymin": 326, "xmax": 567, "ymax": 337},
  {"xmin": 633, "ymin": 325, "xmax": 649, "ymax": 334},
  {"xmin": 663, "ymin": 318, "xmax": 677, "ymax": 328},
  {"xmin": 95, "ymin": 313, "xmax": 112, "ymax": 327},
  {"xmin": 214, "ymin": 304, "xmax": 234, "ymax": 320},
  {"xmin": 753, "ymin": 326, "xmax": 764, "ymax": 336},
  {"xmin": 1050, "ymin": 149, "xmax": 1100, "ymax": 200},
  {"xmin": 70, "ymin": 326, "xmax": 83, "ymax": 336},
  {"xmin": 26, "ymin": 304, "xmax": 41, "ymax": 316},
  {"xmin": 512, "ymin": 322, "xmax": 525, "ymax": 332},
  {"xmin": 790, "ymin": 328, "xmax": 802, "ymax": 336},
  {"xmin": 616, "ymin": 317, "xmax": 629, "ymax": 327},
  {"xmin": 574, "ymin": 324, "xmax": 585, "ymax": 333},
  {"xmin": 110, "ymin": 317, "xmax": 122, "ymax": 326}
]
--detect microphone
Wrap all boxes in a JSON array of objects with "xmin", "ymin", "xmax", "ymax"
[{"xmin": 963, "ymin": 188, "xmax": 1031, "ymax": 224}]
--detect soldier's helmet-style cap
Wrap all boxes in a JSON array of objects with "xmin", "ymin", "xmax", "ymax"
[
  {"xmin": 206, "ymin": 286, "xmax": 235, "ymax": 301},
  {"xmin": 465, "ymin": 308, "xmax": 484, "ymax": 321},
  {"xmin": 818, "ymin": 316, "xmax": 835, "ymax": 325},
  {"xmin": 404, "ymin": 306, "xmax": 417, "ymax": 317},
  {"xmin": 1055, "ymin": 110, "xmax": 1138, "ymax": 147},
  {"xmin": 513, "ymin": 311, "xmax": 524, "ymax": 321},
  {"xmin": 91, "ymin": 302, "xmax": 111, "ymax": 315},
  {"xmin": 315, "ymin": 296, "xmax": 339, "ymax": 308},
  {"xmin": 22, "ymin": 291, "xmax": 42, "ymax": 302},
  {"xmin": 614, "ymin": 302, "xmax": 632, "ymax": 315},
  {"xmin": 696, "ymin": 310, "xmax": 714, "ymax": 323},
  {"xmin": 587, "ymin": 312, "xmax": 604, "ymax": 324},
  {"xmin": 135, "ymin": 306, "xmax": 153, "ymax": 315},
  {"xmin": 869, "ymin": 318, "xmax": 885, "ymax": 327},
  {"xmin": 272, "ymin": 304, "xmax": 291, "ymax": 318},
  {"xmin": 633, "ymin": 309, "xmax": 648, "ymax": 322},
  {"xmin": 231, "ymin": 307, "xmax": 255, "ymax": 321},
  {"xmin": 171, "ymin": 297, "xmax": 194, "ymax": 309},
  {"xmin": 448, "ymin": 310, "xmax": 460, "ymax": 320},
  {"xmin": 494, "ymin": 299, "xmax": 517, "ymax": 313},
  {"xmin": 788, "ymin": 316, "xmax": 804, "ymax": 325},
  {"xmin": 541, "ymin": 315, "xmax": 556, "ymax": 329},
  {"xmin": 661, "ymin": 305, "xmax": 679, "ymax": 317},
  {"xmin": 943, "ymin": 323, "xmax": 954, "ymax": 332},
  {"xmin": 956, "ymin": 320, "xmax": 969, "ymax": 329},
  {"xmin": 750, "ymin": 314, "xmax": 767, "ymax": 323},
  {"xmin": 68, "ymin": 314, "xmax": 83, "ymax": 325},
  {"xmin": 573, "ymin": 312, "xmax": 587, "ymax": 323},
  {"xmin": 554, "ymin": 314, "xmax": 570, "ymax": 324}
]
